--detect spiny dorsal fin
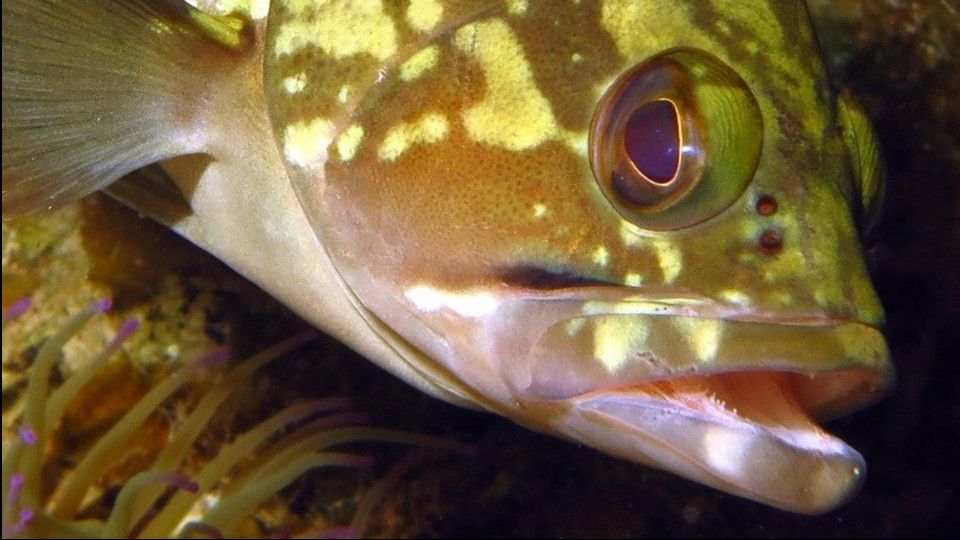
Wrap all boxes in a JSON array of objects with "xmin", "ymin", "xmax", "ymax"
[{"xmin": 2, "ymin": 0, "xmax": 251, "ymax": 215}]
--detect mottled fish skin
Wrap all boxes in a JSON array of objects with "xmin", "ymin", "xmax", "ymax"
[
  {"xmin": 258, "ymin": 0, "xmax": 891, "ymax": 513},
  {"xmin": 269, "ymin": 0, "xmax": 879, "ymax": 321},
  {"xmin": 1, "ymin": 0, "xmax": 892, "ymax": 515}
]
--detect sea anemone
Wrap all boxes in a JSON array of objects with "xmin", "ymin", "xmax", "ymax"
[{"xmin": 2, "ymin": 298, "xmax": 465, "ymax": 538}]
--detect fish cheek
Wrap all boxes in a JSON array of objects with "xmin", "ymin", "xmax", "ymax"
[
  {"xmin": 312, "ymin": 127, "xmax": 620, "ymax": 404},
  {"xmin": 322, "ymin": 128, "xmax": 602, "ymax": 291}
]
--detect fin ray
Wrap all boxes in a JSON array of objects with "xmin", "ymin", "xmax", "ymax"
[{"xmin": 2, "ymin": 0, "xmax": 250, "ymax": 214}]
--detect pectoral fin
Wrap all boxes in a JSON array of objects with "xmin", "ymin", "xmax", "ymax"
[{"xmin": 1, "ymin": 0, "xmax": 250, "ymax": 215}]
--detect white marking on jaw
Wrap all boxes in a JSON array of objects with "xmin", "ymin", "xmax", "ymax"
[
  {"xmin": 378, "ymin": 112, "xmax": 449, "ymax": 161},
  {"xmin": 532, "ymin": 203, "xmax": 548, "ymax": 219},
  {"xmin": 273, "ymin": 0, "xmax": 398, "ymax": 60},
  {"xmin": 407, "ymin": 0, "xmax": 443, "ymax": 32},
  {"xmin": 452, "ymin": 19, "xmax": 585, "ymax": 154},
  {"xmin": 673, "ymin": 318, "xmax": 722, "ymax": 361},
  {"xmin": 283, "ymin": 118, "xmax": 336, "ymax": 168},
  {"xmin": 406, "ymin": 285, "xmax": 499, "ymax": 318},
  {"xmin": 594, "ymin": 317, "xmax": 649, "ymax": 373},
  {"xmin": 703, "ymin": 426, "xmax": 750, "ymax": 479}
]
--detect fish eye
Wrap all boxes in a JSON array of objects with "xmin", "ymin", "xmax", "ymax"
[
  {"xmin": 590, "ymin": 48, "xmax": 762, "ymax": 230},
  {"xmin": 623, "ymin": 99, "xmax": 681, "ymax": 184}
]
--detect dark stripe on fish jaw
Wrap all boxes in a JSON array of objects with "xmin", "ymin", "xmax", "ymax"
[{"xmin": 497, "ymin": 265, "xmax": 624, "ymax": 290}]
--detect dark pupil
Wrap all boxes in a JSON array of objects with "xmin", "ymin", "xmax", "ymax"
[{"xmin": 623, "ymin": 100, "xmax": 680, "ymax": 183}]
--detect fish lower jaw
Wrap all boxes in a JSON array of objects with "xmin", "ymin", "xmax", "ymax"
[{"xmin": 558, "ymin": 371, "xmax": 867, "ymax": 514}]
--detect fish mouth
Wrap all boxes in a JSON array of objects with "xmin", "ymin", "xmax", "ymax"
[
  {"xmin": 523, "ymin": 313, "xmax": 890, "ymax": 414},
  {"xmin": 483, "ymin": 293, "xmax": 891, "ymax": 514},
  {"xmin": 378, "ymin": 276, "xmax": 892, "ymax": 512},
  {"xmin": 562, "ymin": 370, "xmax": 874, "ymax": 514}
]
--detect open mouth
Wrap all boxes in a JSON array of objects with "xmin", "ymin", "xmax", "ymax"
[
  {"xmin": 495, "ymin": 304, "xmax": 892, "ymax": 514},
  {"xmin": 523, "ymin": 313, "xmax": 890, "ymax": 413},
  {"xmin": 567, "ymin": 369, "xmax": 882, "ymax": 514},
  {"xmin": 391, "ymin": 280, "xmax": 892, "ymax": 513}
]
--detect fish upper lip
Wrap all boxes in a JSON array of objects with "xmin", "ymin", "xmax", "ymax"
[
  {"xmin": 510, "ymin": 304, "xmax": 891, "ymax": 405},
  {"xmin": 503, "ymin": 284, "xmax": 885, "ymax": 331}
]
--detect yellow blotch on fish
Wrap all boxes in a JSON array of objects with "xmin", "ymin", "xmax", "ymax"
[
  {"xmin": 452, "ymin": 19, "xmax": 585, "ymax": 154},
  {"xmin": 406, "ymin": 0, "xmax": 443, "ymax": 33},
  {"xmin": 283, "ymin": 117, "xmax": 336, "ymax": 168},
  {"xmin": 272, "ymin": 0, "xmax": 397, "ymax": 60},
  {"xmin": 335, "ymin": 124, "xmax": 364, "ymax": 162},
  {"xmin": 377, "ymin": 112, "xmax": 449, "ymax": 162},
  {"xmin": 399, "ymin": 45, "xmax": 440, "ymax": 82}
]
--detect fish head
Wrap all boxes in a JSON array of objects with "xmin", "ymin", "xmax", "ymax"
[{"xmin": 264, "ymin": 1, "xmax": 891, "ymax": 513}]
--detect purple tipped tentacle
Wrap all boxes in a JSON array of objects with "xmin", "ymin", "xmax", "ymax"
[
  {"xmin": 4, "ymin": 474, "xmax": 34, "ymax": 536},
  {"xmin": 17, "ymin": 425, "xmax": 37, "ymax": 446},
  {"xmin": 94, "ymin": 297, "xmax": 113, "ymax": 312},
  {"xmin": 1, "ymin": 297, "xmax": 32, "ymax": 325}
]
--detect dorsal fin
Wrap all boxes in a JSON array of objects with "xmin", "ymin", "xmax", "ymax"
[{"xmin": 1, "ymin": 0, "xmax": 251, "ymax": 215}]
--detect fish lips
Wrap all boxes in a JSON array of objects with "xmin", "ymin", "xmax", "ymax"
[
  {"xmin": 377, "ymin": 280, "xmax": 892, "ymax": 512},
  {"xmin": 562, "ymin": 384, "xmax": 868, "ymax": 514},
  {"xmin": 520, "ymin": 313, "xmax": 892, "ymax": 415},
  {"xmin": 486, "ymin": 300, "xmax": 892, "ymax": 513}
]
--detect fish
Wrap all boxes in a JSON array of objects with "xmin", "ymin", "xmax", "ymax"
[{"xmin": 1, "ymin": 0, "xmax": 892, "ymax": 514}]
